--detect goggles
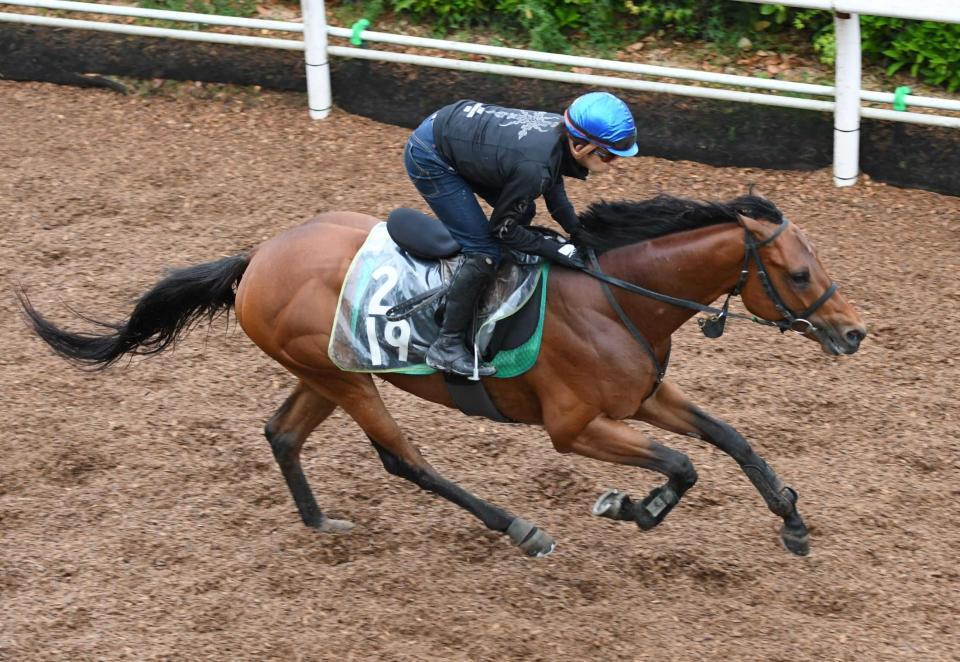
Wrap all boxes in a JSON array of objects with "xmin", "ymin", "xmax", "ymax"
[{"xmin": 592, "ymin": 146, "xmax": 617, "ymax": 163}]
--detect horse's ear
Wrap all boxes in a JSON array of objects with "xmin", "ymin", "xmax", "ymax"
[{"xmin": 737, "ymin": 214, "xmax": 776, "ymax": 243}]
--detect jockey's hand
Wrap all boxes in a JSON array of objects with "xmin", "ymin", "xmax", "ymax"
[{"xmin": 537, "ymin": 237, "xmax": 585, "ymax": 270}]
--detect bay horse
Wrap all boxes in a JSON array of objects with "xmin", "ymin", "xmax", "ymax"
[{"xmin": 16, "ymin": 194, "xmax": 866, "ymax": 557}]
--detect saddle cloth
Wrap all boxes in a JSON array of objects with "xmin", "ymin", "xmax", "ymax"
[{"xmin": 328, "ymin": 223, "xmax": 548, "ymax": 377}]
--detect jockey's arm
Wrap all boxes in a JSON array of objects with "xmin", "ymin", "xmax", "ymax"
[
  {"xmin": 542, "ymin": 179, "xmax": 581, "ymax": 239},
  {"xmin": 488, "ymin": 163, "xmax": 549, "ymax": 254},
  {"xmin": 489, "ymin": 163, "xmax": 585, "ymax": 269},
  {"xmin": 490, "ymin": 204, "xmax": 544, "ymax": 254}
]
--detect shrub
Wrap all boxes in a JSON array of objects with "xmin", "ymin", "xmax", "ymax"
[{"xmin": 861, "ymin": 17, "xmax": 960, "ymax": 91}]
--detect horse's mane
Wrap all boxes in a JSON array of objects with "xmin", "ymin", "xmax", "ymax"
[{"xmin": 572, "ymin": 193, "xmax": 784, "ymax": 253}]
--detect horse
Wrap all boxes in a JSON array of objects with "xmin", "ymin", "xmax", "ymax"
[{"xmin": 16, "ymin": 193, "xmax": 866, "ymax": 558}]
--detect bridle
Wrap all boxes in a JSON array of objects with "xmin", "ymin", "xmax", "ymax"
[
  {"xmin": 583, "ymin": 217, "xmax": 838, "ymax": 383},
  {"xmin": 711, "ymin": 217, "xmax": 839, "ymax": 337}
]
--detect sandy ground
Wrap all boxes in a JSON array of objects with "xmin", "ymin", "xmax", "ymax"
[{"xmin": 1, "ymin": 81, "xmax": 958, "ymax": 661}]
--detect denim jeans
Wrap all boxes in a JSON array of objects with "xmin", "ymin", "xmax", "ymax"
[{"xmin": 403, "ymin": 116, "xmax": 509, "ymax": 263}]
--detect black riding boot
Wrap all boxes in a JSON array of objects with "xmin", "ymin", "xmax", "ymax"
[{"xmin": 426, "ymin": 253, "xmax": 497, "ymax": 378}]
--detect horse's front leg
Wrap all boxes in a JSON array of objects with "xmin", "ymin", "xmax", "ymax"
[
  {"xmin": 635, "ymin": 380, "xmax": 810, "ymax": 556},
  {"xmin": 547, "ymin": 411, "xmax": 699, "ymax": 531}
]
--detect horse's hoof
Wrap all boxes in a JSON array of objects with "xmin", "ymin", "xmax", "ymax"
[
  {"xmin": 780, "ymin": 524, "xmax": 810, "ymax": 556},
  {"xmin": 507, "ymin": 517, "xmax": 556, "ymax": 557},
  {"xmin": 591, "ymin": 489, "xmax": 627, "ymax": 520},
  {"xmin": 317, "ymin": 517, "xmax": 355, "ymax": 533}
]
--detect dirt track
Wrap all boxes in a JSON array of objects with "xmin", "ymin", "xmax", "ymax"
[{"xmin": 2, "ymin": 81, "xmax": 958, "ymax": 661}]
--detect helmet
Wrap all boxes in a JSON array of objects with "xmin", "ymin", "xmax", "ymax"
[{"xmin": 563, "ymin": 92, "xmax": 638, "ymax": 157}]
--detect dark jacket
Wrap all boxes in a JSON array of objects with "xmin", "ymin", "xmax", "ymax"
[{"xmin": 432, "ymin": 100, "xmax": 587, "ymax": 254}]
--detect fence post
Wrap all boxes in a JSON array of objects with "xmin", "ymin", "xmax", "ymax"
[
  {"xmin": 301, "ymin": 0, "xmax": 331, "ymax": 119},
  {"xmin": 833, "ymin": 11, "xmax": 861, "ymax": 187}
]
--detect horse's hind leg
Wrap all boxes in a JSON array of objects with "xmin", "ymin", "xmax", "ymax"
[
  {"xmin": 634, "ymin": 380, "xmax": 809, "ymax": 556},
  {"xmin": 304, "ymin": 372, "xmax": 555, "ymax": 557},
  {"xmin": 265, "ymin": 381, "xmax": 353, "ymax": 532}
]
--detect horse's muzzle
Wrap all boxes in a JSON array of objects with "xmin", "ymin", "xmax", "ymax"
[{"xmin": 817, "ymin": 323, "xmax": 867, "ymax": 355}]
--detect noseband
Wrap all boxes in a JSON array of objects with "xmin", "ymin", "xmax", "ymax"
[{"xmin": 583, "ymin": 217, "xmax": 839, "ymax": 382}]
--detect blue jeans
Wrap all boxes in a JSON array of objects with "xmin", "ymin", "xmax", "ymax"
[{"xmin": 404, "ymin": 116, "xmax": 517, "ymax": 263}]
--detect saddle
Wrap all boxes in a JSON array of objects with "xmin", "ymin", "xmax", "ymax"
[{"xmin": 385, "ymin": 207, "xmax": 462, "ymax": 261}]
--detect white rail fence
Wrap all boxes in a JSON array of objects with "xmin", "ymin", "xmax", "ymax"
[{"xmin": 1, "ymin": 0, "xmax": 958, "ymax": 187}]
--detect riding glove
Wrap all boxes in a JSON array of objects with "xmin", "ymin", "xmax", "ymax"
[{"xmin": 537, "ymin": 237, "xmax": 586, "ymax": 270}]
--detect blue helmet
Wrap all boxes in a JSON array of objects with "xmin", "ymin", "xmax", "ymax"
[{"xmin": 563, "ymin": 92, "xmax": 638, "ymax": 157}]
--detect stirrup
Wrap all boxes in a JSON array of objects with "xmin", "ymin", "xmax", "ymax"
[{"xmin": 469, "ymin": 343, "xmax": 495, "ymax": 381}]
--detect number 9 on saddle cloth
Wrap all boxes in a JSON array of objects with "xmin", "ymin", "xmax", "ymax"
[{"xmin": 327, "ymin": 209, "xmax": 549, "ymax": 378}]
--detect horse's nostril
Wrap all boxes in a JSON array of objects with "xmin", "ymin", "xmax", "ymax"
[{"xmin": 845, "ymin": 328, "xmax": 865, "ymax": 345}]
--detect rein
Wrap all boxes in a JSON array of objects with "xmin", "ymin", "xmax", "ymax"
[{"xmin": 582, "ymin": 217, "xmax": 838, "ymax": 382}]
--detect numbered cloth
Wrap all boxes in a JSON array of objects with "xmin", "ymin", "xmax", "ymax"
[{"xmin": 328, "ymin": 223, "xmax": 548, "ymax": 377}]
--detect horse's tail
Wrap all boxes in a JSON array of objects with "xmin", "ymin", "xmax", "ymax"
[{"xmin": 16, "ymin": 254, "xmax": 250, "ymax": 370}]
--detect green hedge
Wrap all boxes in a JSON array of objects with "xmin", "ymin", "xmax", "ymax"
[{"xmin": 330, "ymin": 0, "xmax": 960, "ymax": 91}]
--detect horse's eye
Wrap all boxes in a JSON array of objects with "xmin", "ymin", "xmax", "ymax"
[{"xmin": 790, "ymin": 270, "xmax": 811, "ymax": 286}]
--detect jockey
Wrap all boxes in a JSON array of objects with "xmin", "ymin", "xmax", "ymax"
[{"xmin": 403, "ymin": 91, "xmax": 639, "ymax": 378}]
